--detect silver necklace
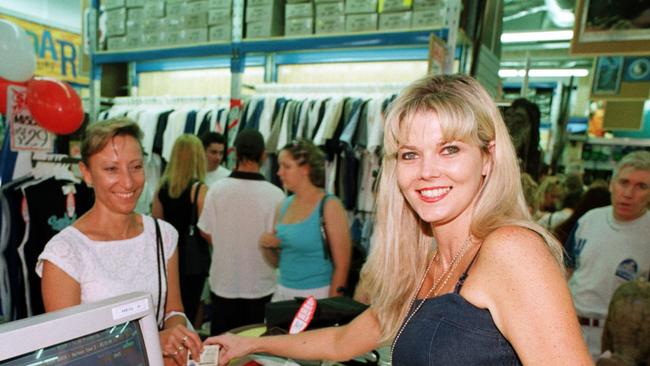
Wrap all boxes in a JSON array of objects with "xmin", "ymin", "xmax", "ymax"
[{"xmin": 390, "ymin": 236, "xmax": 473, "ymax": 361}]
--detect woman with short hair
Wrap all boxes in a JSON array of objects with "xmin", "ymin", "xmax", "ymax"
[{"xmin": 38, "ymin": 118, "xmax": 202, "ymax": 366}]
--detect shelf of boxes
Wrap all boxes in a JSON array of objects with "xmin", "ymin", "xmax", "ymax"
[{"xmin": 97, "ymin": 0, "xmax": 451, "ymax": 61}]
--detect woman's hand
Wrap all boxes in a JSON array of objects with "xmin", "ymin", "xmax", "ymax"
[
  {"xmin": 205, "ymin": 333, "xmax": 255, "ymax": 366},
  {"xmin": 259, "ymin": 231, "xmax": 281, "ymax": 250},
  {"xmin": 160, "ymin": 324, "xmax": 203, "ymax": 365}
]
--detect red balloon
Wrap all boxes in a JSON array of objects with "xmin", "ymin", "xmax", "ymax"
[
  {"xmin": 26, "ymin": 77, "xmax": 83, "ymax": 135},
  {"xmin": 0, "ymin": 77, "xmax": 27, "ymax": 115}
]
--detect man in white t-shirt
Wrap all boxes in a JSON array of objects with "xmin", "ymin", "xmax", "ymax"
[
  {"xmin": 566, "ymin": 150, "xmax": 650, "ymax": 359},
  {"xmin": 198, "ymin": 129, "xmax": 284, "ymax": 336},
  {"xmin": 201, "ymin": 132, "xmax": 231, "ymax": 186}
]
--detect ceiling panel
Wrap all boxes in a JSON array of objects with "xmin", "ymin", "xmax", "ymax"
[{"xmin": 0, "ymin": 0, "xmax": 81, "ymax": 33}]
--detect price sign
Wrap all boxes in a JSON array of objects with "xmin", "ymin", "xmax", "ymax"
[{"xmin": 8, "ymin": 85, "xmax": 54, "ymax": 152}]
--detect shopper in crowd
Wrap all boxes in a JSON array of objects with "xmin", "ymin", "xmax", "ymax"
[
  {"xmin": 36, "ymin": 118, "xmax": 202, "ymax": 366},
  {"xmin": 204, "ymin": 75, "xmax": 591, "ymax": 365},
  {"xmin": 198, "ymin": 129, "xmax": 284, "ymax": 336},
  {"xmin": 534, "ymin": 175, "xmax": 566, "ymax": 222},
  {"xmin": 504, "ymin": 98, "xmax": 543, "ymax": 180},
  {"xmin": 553, "ymin": 186, "xmax": 610, "ymax": 246},
  {"xmin": 152, "ymin": 134, "xmax": 209, "ymax": 328},
  {"xmin": 520, "ymin": 172, "xmax": 539, "ymax": 215},
  {"xmin": 597, "ymin": 277, "xmax": 650, "ymax": 366},
  {"xmin": 201, "ymin": 131, "xmax": 231, "ymax": 186},
  {"xmin": 259, "ymin": 139, "xmax": 351, "ymax": 301},
  {"xmin": 567, "ymin": 150, "xmax": 650, "ymax": 359},
  {"xmin": 537, "ymin": 174, "xmax": 584, "ymax": 230}
]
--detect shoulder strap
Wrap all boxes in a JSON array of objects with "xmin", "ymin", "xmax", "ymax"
[
  {"xmin": 277, "ymin": 195, "xmax": 294, "ymax": 222},
  {"xmin": 154, "ymin": 218, "xmax": 168, "ymax": 329},
  {"xmin": 190, "ymin": 182, "xmax": 201, "ymax": 226},
  {"xmin": 320, "ymin": 194, "xmax": 333, "ymax": 260},
  {"xmin": 453, "ymin": 247, "xmax": 481, "ymax": 294}
]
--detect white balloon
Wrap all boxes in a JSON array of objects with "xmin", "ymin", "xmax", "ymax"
[{"xmin": 0, "ymin": 19, "xmax": 36, "ymax": 82}]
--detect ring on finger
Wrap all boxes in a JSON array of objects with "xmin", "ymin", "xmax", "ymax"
[
  {"xmin": 182, "ymin": 335, "xmax": 189, "ymax": 343},
  {"xmin": 177, "ymin": 345, "xmax": 184, "ymax": 352}
]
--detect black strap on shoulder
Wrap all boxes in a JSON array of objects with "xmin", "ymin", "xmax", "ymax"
[
  {"xmin": 453, "ymin": 247, "xmax": 481, "ymax": 294},
  {"xmin": 190, "ymin": 182, "xmax": 201, "ymax": 231},
  {"xmin": 319, "ymin": 194, "xmax": 332, "ymax": 260},
  {"xmin": 154, "ymin": 218, "xmax": 168, "ymax": 329}
]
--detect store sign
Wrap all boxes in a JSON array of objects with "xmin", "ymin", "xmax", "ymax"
[
  {"xmin": 7, "ymin": 85, "xmax": 54, "ymax": 152},
  {"xmin": 0, "ymin": 14, "xmax": 89, "ymax": 85}
]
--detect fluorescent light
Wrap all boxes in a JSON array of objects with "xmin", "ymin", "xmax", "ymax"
[
  {"xmin": 499, "ymin": 68, "xmax": 589, "ymax": 78},
  {"xmin": 529, "ymin": 68, "xmax": 589, "ymax": 77},
  {"xmin": 501, "ymin": 30, "xmax": 574, "ymax": 43},
  {"xmin": 499, "ymin": 69, "xmax": 526, "ymax": 78}
]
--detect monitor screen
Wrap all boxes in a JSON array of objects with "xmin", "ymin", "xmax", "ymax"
[
  {"xmin": 0, "ymin": 292, "xmax": 163, "ymax": 366},
  {"xmin": 2, "ymin": 320, "xmax": 149, "ymax": 366}
]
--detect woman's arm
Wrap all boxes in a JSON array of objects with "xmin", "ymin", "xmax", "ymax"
[
  {"xmin": 259, "ymin": 232, "xmax": 281, "ymax": 267},
  {"xmin": 196, "ymin": 183, "xmax": 208, "ymax": 216},
  {"xmin": 151, "ymin": 188, "xmax": 164, "ymax": 219},
  {"xmin": 478, "ymin": 227, "xmax": 592, "ymax": 365},
  {"xmin": 206, "ymin": 308, "xmax": 381, "ymax": 365},
  {"xmin": 323, "ymin": 198, "xmax": 352, "ymax": 297},
  {"xmin": 259, "ymin": 204, "xmax": 282, "ymax": 267},
  {"xmin": 41, "ymin": 261, "xmax": 81, "ymax": 312},
  {"xmin": 160, "ymin": 248, "xmax": 203, "ymax": 365}
]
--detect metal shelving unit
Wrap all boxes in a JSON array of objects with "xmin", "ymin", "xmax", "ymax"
[
  {"xmin": 567, "ymin": 135, "xmax": 650, "ymax": 147},
  {"xmin": 87, "ymin": 0, "xmax": 461, "ymax": 120},
  {"xmin": 92, "ymin": 29, "xmax": 447, "ymax": 64}
]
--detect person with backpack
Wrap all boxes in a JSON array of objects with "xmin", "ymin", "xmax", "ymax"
[
  {"xmin": 260, "ymin": 139, "xmax": 352, "ymax": 301},
  {"xmin": 152, "ymin": 134, "xmax": 209, "ymax": 328}
]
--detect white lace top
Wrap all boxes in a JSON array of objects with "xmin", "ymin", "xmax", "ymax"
[{"xmin": 36, "ymin": 215, "xmax": 178, "ymax": 324}]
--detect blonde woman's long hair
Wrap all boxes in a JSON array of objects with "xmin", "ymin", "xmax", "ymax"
[
  {"xmin": 159, "ymin": 134, "xmax": 207, "ymax": 198},
  {"xmin": 361, "ymin": 74, "xmax": 564, "ymax": 343}
]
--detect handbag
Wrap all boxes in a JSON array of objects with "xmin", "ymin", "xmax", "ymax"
[
  {"xmin": 179, "ymin": 182, "xmax": 211, "ymax": 276},
  {"xmin": 264, "ymin": 296, "xmax": 368, "ymax": 335},
  {"xmin": 264, "ymin": 297, "xmax": 379, "ymax": 365}
]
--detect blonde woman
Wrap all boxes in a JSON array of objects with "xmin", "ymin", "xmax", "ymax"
[
  {"xmin": 152, "ymin": 134, "xmax": 209, "ymax": 328},
  {"xmin": 535, "ymin": 175, "xmax": 568, "ymax": 226},
  {"xmin": 204, "ymin": 75, "xmax": 591, "ymax": 365}
]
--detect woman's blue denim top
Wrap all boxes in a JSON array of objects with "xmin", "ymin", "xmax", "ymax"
[{"xmin": 392, "ymin": 251, "xmax": 522, "ymax": 365}]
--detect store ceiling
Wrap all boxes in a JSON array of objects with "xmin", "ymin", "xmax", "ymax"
[
  {"xmin": 501, "ymin": 0, "xmax": 593, "ymax": 71},
  {"xmin": 0, "ymin": 0, "xmax": 82, "ymax": 32}
]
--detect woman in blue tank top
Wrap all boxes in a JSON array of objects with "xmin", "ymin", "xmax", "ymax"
[
  {"xmin": 259, "ymin": 139, "xmax": 352, "ymax": 301},
  {"xmin": 206, "ymin": 75, "xmax": 592, "ymax": 365}
]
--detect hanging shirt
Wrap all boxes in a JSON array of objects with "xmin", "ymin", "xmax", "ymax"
[{"xmin": 20, "ymin": 178, "xmax": 94, "ymax": 316}]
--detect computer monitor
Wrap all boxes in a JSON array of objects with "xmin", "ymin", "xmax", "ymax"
[{"xmin": 0, "ymin": 292, "xmax": 163, "ymax": 366}]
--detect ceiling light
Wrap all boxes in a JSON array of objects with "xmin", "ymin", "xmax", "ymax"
[
  {"xmin": 499, "ymin": 68, "xmax": 590, "ymax": 78},
  {"xmin": 501, "ymin": 30, "xmax": 574, "ymax": 43}
]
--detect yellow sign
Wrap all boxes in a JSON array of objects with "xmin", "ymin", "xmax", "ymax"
[{"xmin": 0, "ymin": 14, "xmax": 88, "ymax": 85}]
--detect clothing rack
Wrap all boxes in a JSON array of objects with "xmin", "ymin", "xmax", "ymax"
[
  {"xmin": 31, "ymin": 153, "xmax": 80, "ymax": 167},
  {"xmin": 249, "ymin": 82, "xmax": 407, "ymax": 97},
  {"xmin": 111, "ymin": 95, "xmax": 230, "ymax": 106}
]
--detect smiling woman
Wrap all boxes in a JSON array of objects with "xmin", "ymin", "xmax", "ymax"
[
  {"xmin": 201, "ymin": 75, "xmax": 593, "ymax": 366},
  {"xmin": 35, "ymin": 118, "xmax": 203, "ymax": 366}
]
